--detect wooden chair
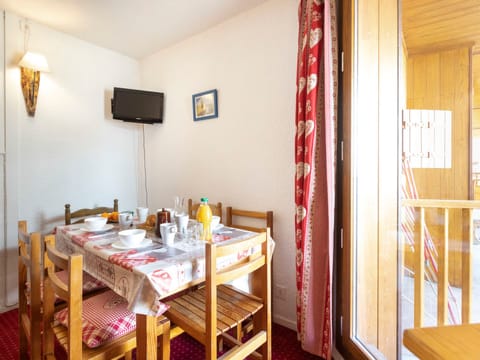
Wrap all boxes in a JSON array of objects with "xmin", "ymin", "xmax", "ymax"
[
  {"xmin": 164, "ymin": 230, "xmax": 271, "ymax": 360},
  {"xmin": 225, "ymin": 207, "xmax": 274, "ymax": 342},
  {"xmin": 188, "ymin": 198, "xmax": 223, "ymax": 222},
  {"xmin": 65, "ymin": 199, "xmax": 119, "ymax": 225},
  {"xmin": 18, "ymin": 221, "xmax": 107, "ymax": 359},
  {"xmin": 18, "ymin": 220, "xmax": 43, "ymax": 360},
  {"xmin": 42, "ymin": 234, "xmax": 137, "ymax": 360},
  {"xmin": 225, "ymin": 207, "xmax": 273, "ymax": 237},
  {"xmin": 42, "ymin": 234, "xmax": 171, "ymax": 360}
]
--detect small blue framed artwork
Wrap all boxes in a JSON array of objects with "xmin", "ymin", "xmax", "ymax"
[{"xmin": 192, "ymin": 89, "xmax": 218, "ymax": 121}]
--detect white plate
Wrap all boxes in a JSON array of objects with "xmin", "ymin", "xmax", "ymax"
[
  {"xmin": 213, "ymin": 223, "xmax": 224, "ymax": 231},
  {"xmin": 80, "ymin": 224, "xmax": 114, "ymax": 233},
  {"xmin": 111, "ymin": 238, "xmax": 153, "ymax": 250}
]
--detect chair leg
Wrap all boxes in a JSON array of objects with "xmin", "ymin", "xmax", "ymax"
[
  {"xmin": 19, "ymin": 330, "xmax": 28, "ymax": 360},
  {"xmin": 218, "ymin": 337, "xmax": 224, "ymax": 352},
  {"xmin": 236, "ymin": 323, "xmax": 243, "ymax": 340},
  {"xmin": 158, "ymin": 318, "xmax": 171, "ymax": 360}
]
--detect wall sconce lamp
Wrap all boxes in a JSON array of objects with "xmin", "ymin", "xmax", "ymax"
[{"xmin": 18, "ymin": 51, "xmax": 49, "ymax": 116}]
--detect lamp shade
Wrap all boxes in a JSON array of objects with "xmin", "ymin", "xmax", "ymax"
[{"xmin": 18, "ymin": 51, "xmax": 50, "ymax": 72}]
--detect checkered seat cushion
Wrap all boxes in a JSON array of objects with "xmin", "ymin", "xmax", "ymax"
[{"xmin": 54, "ymin": 290, "xmax": 136, "ymax": 348}]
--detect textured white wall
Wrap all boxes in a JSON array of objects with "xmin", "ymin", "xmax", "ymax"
[
  {"xmin": 3, "ymin": 12, "xmax": 141, "ymax": 306},
  {"xmin": 140, "ymin": 0, "xmax": 298, "ymax": 328}
]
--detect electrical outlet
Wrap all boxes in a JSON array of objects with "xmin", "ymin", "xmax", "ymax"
[{"xmin": 274, "ymin": 284, "xmax": 287, "ymax": 301}]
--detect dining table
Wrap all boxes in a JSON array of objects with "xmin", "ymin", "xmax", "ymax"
[
  {"xmin": 55, "ymin": 222, "xmax": 266, "ymax": 360},
  {"xmin": 403, "ymin": 323, "xmax": 480, "ymax": 359}
]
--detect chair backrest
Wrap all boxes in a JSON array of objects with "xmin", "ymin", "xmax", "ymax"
[
  {"xmin": 43, "ymin": 234, "xmax": 84, "ymax": 358},
  {"xmin": 225, "ymin": 207, "xmax": 274, "ymax": 237},
  {"xmin": 64, "ymin": 198, "xmax": 118, "ymax": 225},
  {"xmin": 187, "ymin": 198, "xmax": 223, "ymax": 222},
  {"xmin": 205, "ymin": 230, "xmax": 271, "ymax": 359},
  {"xmin": 18, "ymin": 220, "xmax": 43, "ymax": 360}
]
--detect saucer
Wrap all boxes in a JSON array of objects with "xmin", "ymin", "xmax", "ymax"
[
  {"xmin": 213, "ymin": 223, "xmax": 224, "ymax": 231},
  {"xmin": 111, "ymin": 238, "xmax": 153, "ymax": 250},
  {"xmin": 80, "ymin": 224, "xmax": 114, "ymax": 233}
]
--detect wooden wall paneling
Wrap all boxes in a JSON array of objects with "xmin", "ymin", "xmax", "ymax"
[
  {"xmin": 401, "ymin": 35, "xmax": 408, "ymax": 110},
  {"xmin": 425, "ymin": 53, "xmax": 441, "ymax": 108},
  {"xmin": 453, "ymin": 48, "xmax": 470, "ymax": 287},
  {"xmin": 406, "ymin": 56, "xmax": 414, "ymax": 108},
  {"xmin": 409, "ymin": 56, "xmax": 425, "ymax": 109},
  {"xmin": 407, "ymin": 55, "xmax": 442, "ymax": 277},
  {"xmin": 472, "ymin": 56, "xmax": 480, "ymax": 200},
  {"xmin": 406, "ymin": 47, "xmax": 471, "ymax": 287},
  {"xmin": 439, "ymin": 50, "xmax": 458, "ymax": 287}
]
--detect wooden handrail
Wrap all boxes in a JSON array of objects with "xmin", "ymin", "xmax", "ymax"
[
  {"xmin": 402, "ymin": 198, "xmax": 480, "ymax": 209},
  {"xmin": 402, "ymin": 198, "xmax": 479, "ymax": 326}
]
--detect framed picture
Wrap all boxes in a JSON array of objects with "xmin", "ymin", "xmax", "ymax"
[{"xmin": 192, "ymin": 89, "xmax": 218, "ymax": 121}]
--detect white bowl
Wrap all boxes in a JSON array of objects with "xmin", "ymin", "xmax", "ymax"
[
  {"xmin": 84, "ymin": 216, "xmax": 108, "ymax": 231},
  {"xmin": 211, "ymin": 215, "xmax": 221, "ymax": 229},
  {"xmin": 118, "ymin": 229, "xmax": 146, "ymax": 247}
]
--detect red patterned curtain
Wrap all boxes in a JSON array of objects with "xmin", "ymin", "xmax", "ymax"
[{"xmin": 295, "ymin": 0, "xmax": 337, "ymax": 358}]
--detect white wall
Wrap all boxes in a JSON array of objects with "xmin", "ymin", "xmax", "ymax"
[
  {"xmin": 140, "ymin": 0, "xmax": 298, "ymax": 328},
  {"xmin": 3, "ymin": 12, "xmax": 141, "ymax": 306}
]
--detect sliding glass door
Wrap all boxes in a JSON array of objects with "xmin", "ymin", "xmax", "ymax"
[
  {"xmin": 338, "ymin": 0, "xmax": 480, "ymax": 359},
  {"xmin": 337, "ymin": 0, "xmax": 399, "ymax": 358}
]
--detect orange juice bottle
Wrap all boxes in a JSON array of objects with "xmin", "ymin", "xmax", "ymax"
[{"xmin": 196, "ymin": 197, "xmax": 212, "ymax": 242}]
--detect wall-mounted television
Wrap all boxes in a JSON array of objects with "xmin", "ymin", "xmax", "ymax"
[{"xmin": 111, "ymin": 87, "xmax": 164, "ymax": 124}]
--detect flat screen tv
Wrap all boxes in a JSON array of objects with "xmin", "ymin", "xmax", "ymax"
[{"xmin": 111, "ymin": 87, "xmax": 164, "ymax": 124}]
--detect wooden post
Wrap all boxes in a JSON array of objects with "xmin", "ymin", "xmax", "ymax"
[
  {"xmin": 437, "ymin": 208, "xmax": 449, "ymax": 325},
  {"xmin": 414, "ymin": 207, "xmax": 425, "ymax": 328},
  {"xmin": 461, "ymin": 208, "xmax": 473, "ymax": 323}
]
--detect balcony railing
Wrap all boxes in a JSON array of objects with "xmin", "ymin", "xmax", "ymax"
[{"xmin": 402, "ymin": 199, "xmax": 480, "ymax": 327}]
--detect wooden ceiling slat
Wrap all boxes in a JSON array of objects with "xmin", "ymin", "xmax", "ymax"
[{"xmin": 403, "ymin": 0, "xmax": 480, "ymax": 53}]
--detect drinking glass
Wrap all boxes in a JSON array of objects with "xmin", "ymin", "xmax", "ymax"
[
  {"xmin": 174, "ymin": 196, "xmax": 186, "ymax": 216},
  {"xmin": 186, "ymin": 220, "xmax": 201, "ymax": 245}
]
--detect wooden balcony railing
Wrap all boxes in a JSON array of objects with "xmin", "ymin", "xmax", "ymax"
[{"xmin": 401, "ymin": 199, "xmax": 480, "ymax": 327}]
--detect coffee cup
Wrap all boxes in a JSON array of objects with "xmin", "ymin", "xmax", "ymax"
[
  {"xmin": 136, "ymin": 207, "xmax": 149, "ymax": 223},
  {"xmin": 119, "ymin": 212, "xmax": 133, "ymax": 227},
  {"xmin": 160, "ymin": 222, "xmax": 177, "ymax": 245},
  {"xmin": 165, "ymin": 208, "xmax": 176, "ymax": 223},
  {"xmin": 175, "ymin": 214, "xmax": 189, "ymax": 234}
]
